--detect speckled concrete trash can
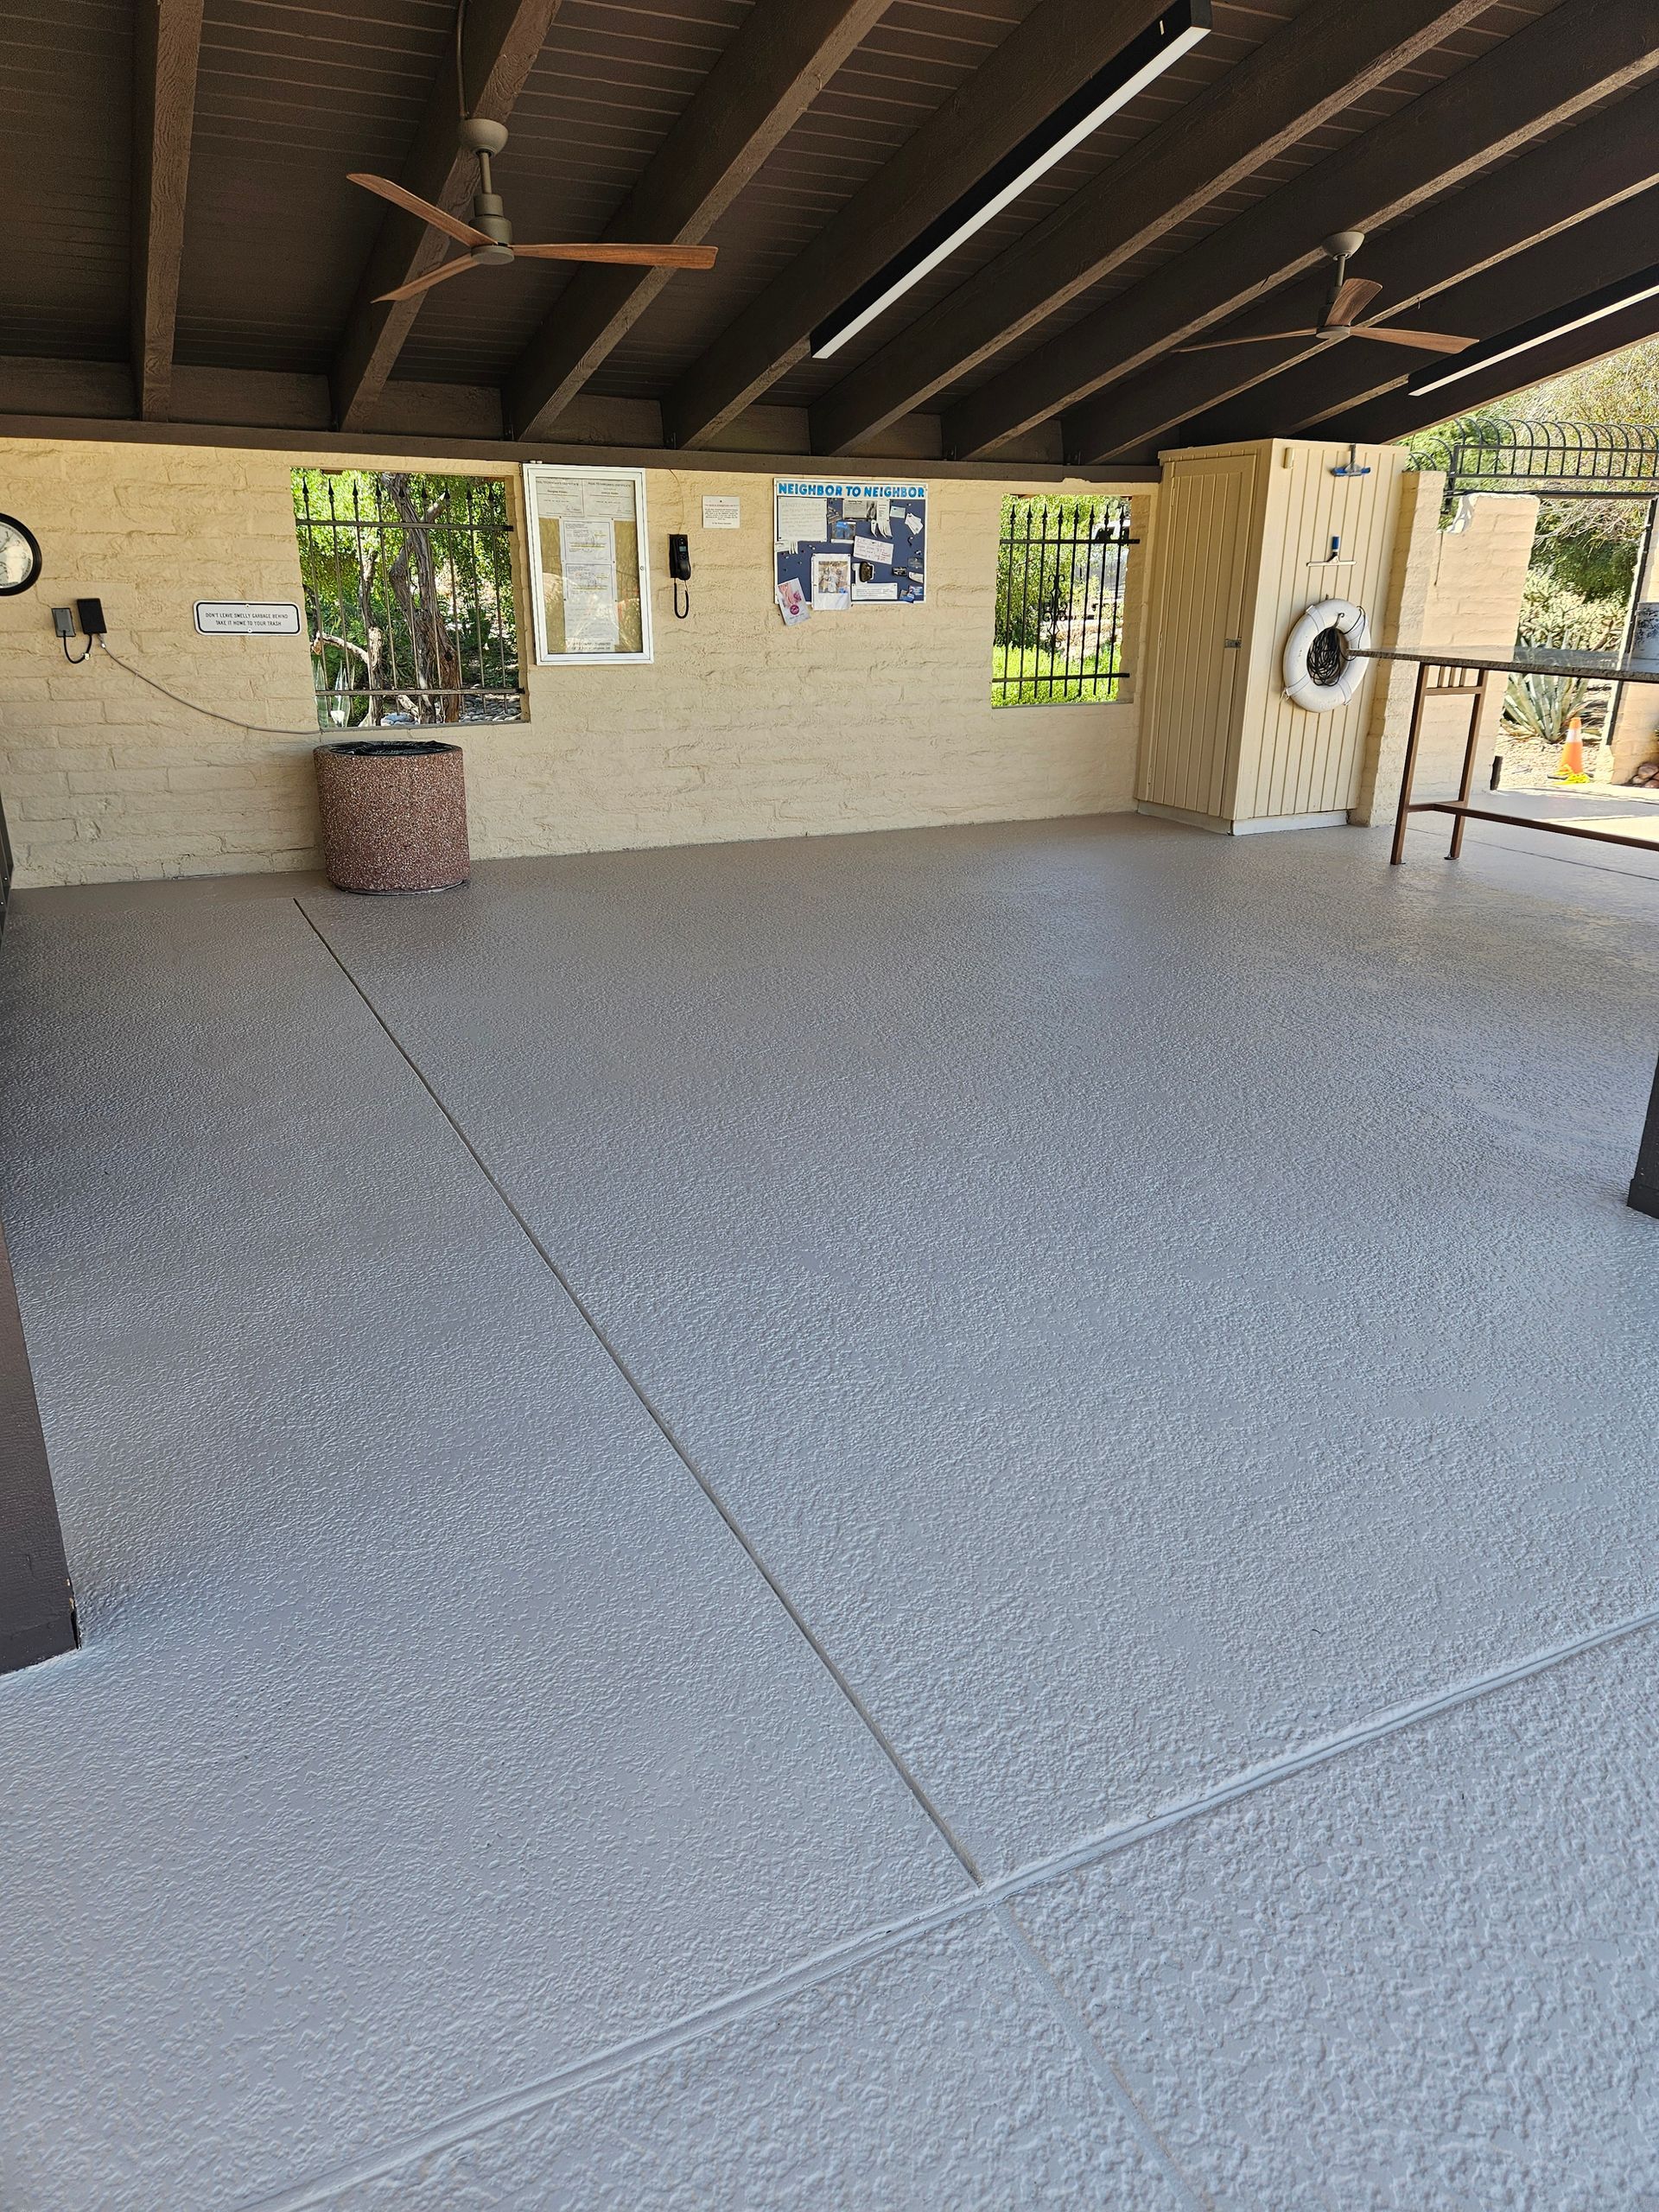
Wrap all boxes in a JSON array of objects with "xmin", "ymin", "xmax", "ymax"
[{"xmin": 315, "ymin": 739, "xmax": 469, "ymax": 894}]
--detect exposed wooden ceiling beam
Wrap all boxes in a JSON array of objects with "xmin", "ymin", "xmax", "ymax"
[
  {"xmin": 130, "ymin": 0, "xmax": 206, "ymax": 421},
  {"xmin": 1319, "ymin": 199, "xmax": 1659, "ymax": 434},
  {"xmin": 1303, "ymin": 194, "xmax": 1659, "ymax": 439},
  {"xmin": 1041, "ymin": 0, "xmax": 1659, "ymax": 467},
  {"xmin": 658, "ymin": 0, "xmax": 1173, "ymax": 454},
  {"xmin": 506, "ymin": 0, "xmax": 892, "ymax": 442},
  {"xmin": 809, "ymin": 0, "xmax": 1493, "ymax": 458},
  {"xmin": 0, "ymin": 367, "xmax": 1159, "ymax": 484},
  {"xmin": 1082, "ymin": 84, "xmax": 1659, "ymax": 461},
  {"xmin": 331, "ymin": 0, "xmax": 563, "ymax": 434},
  {"xmin": 1328, "ymin": 232, "xmax": 1659, "ymax": 448}
]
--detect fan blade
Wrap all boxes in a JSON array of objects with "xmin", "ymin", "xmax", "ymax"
[
  {"xmin": 511, "ymin": 241, "xmax": 719, "ymax": 270},
  {"xmin": 1347, "ymin": 324, "xmax": 1476, "ymax": 353},
  {"xmin": 1325, "ymin": 276, "xmax": 1382, "ymax": 327},
  {"xmin": 1174, "ymin": 330, "xmax": 1325, "ymax": 352},
  {"xmin": 348, "ymin": 174, "xmax": 489, "ymax": 249},
  {"xmin": 374, "ymin": 257, "xmax": 481, "ymax": 303}
]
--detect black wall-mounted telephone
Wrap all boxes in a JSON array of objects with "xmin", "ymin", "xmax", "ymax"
[{"xmin": 669, "ymin": 533, "xmax": 691, "ymax": 620}]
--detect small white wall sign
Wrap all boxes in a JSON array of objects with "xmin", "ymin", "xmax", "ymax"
[
  {"xmin": 701, "ymin": 496, "xmax": 741, "ymax": 531},
  {"xmin": 194, "ymin": 601, "xmax": 302, "ymax": 636}
]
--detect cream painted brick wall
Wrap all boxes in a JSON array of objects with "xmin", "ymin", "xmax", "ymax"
[
  {"xmin": 0, "ymin": 437, "xmax": 1149, "ymax": 887},
  {"xmin": 1414, "ymin": 493, "xmax": 1538, "ymax": 799},
  {"xmin": 1352, "ymin": 485, "xmax": 1536, "ymax": 823}
]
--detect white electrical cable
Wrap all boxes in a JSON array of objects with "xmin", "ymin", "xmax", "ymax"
[{"xmin": 92, "ymin": 641, "xmax": 327, "ymax": 737}]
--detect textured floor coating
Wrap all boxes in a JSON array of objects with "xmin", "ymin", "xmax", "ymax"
[
  {"xmin": 0, "ymin": 893, "xmax": 961, "ymax": 2212},
  {"xmin": 1015, "ymin": 1631, "xmax": 1659, "ymax": 2209},
  {"xmin": 1, "ymin": 814, "xmax": 1656, "ymax": 2209},
  {"xmin": 301, "ymin": 816, "xmax": 1659, "ymax": 1874},
  {"xmin": 322, "ymin": 1916, "xmax": 1188, "ymax": 2212}
]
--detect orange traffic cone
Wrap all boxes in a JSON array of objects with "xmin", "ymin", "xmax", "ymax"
[{"xmin": 1556, "ymin": 715, "xmax": 1587, "ymax": 781}]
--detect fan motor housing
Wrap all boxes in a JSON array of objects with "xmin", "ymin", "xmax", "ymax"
[{"xmin": 470, "ymin": 193, "xmax": 514, "ymax": 257}]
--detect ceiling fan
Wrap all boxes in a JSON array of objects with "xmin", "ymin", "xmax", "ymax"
[
  {"xmin": 1177, "ymin": 232, "xmax": 1475, "ymax": 357},
  {"xmin": 348, "ymin": 116, "xmax": 717, "ymax": 305}
]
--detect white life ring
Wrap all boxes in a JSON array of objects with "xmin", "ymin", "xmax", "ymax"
[{"xmin": 1282, "ymin": 598, "xmax": 1370, "ymax": 711}]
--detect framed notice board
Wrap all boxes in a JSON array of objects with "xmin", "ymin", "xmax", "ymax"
[
  {"xmin": 524, "ymin": 464, "xmax": 652, "ymax": 664},
  {"xmin": 773, "ymin": 478, "xmax": 927, "ymax": 626}
]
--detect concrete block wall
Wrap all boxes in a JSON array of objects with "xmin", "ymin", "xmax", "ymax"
[
  {"xmin": 0, "ymin": 437, "xmax": 1149, "ymax": 887},
  {"xmin": 1610, "ymin": 520, "xmax": 1659, "ymax": 784},
  {"xmin": 1352, "ymin": 486, "xmax": 1537, "ymax": 824}
]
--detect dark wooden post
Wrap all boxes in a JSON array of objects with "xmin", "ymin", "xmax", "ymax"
[
  {"xmin": 0, "ymin": 1216, "xmax": 78, "ymax": 1674},
  {"xmin": 1630, "ymin": 1051, "xmax": 1659, "ymax": 1220}
]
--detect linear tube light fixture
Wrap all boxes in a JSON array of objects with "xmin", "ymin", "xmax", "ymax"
[
  {"xmin": 1409, "ymin": 260, "xmax": 1659, "ymax": 399},
  {"xmin": 810, "ymin": 1, "xmax": 1212, "ymax": 362}
]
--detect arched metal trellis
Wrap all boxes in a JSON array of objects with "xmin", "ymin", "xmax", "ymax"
[{"xmin": 1431, "ymin": 420, "xmax": 1659, "ymax": 499}]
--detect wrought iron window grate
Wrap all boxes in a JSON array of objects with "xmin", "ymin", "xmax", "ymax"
[
  {"xmin": 993, "ymin": 495, "xmax": 1134, "ymax": 706},
  {"xmin": 292, "ymin": 469, "xmax": 524, "ymax": 729}
]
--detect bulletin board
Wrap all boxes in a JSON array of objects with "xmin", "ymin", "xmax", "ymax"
[
  {"xmin": 773, "ymin": 478, "xmax": 928, "ymax": 626},
  {"xmin": 523, "ymin": 464, "xmax": 652, "ymax": 664}
]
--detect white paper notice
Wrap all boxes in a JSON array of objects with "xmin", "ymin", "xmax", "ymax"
[
  {"xmin": 537, "ymin": 475, "xmax": 592, "ymax": 521},
  {"xmin": 561, "ymin": 518, "xmax": 620, "ymax": 652},
  {"xmin": 777, "ymin": 495, "xmax": 829, "ymax": 543},
  {"xmin": 702, "ymin": 495, "xmax": 741, "ymax": 530},
  {"xmin": 852, "ymin": 581, "xmax": 899, "ymax": 602},
  {"xmin": 583, "ymin": 480, "xmax": 637, "ymax": 524},
  {"xmin": 852, "ymin": 536, "xmax": 890, "ymax": 565},
  {"xmin": 539, "ymin": 474, "xmax": 635, "ymax": 524}
]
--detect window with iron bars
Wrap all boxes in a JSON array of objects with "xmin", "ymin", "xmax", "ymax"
[
  {"xmin": 292, "ymin": 469, "xmax": 524, "ymax": 729},
  {"xmin": 993, "ymin": 494, "xmax": 1134, "ymax": 707}
]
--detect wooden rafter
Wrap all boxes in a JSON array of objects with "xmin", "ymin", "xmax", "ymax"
[
  {"xmin": 506, "ymin": 0, "xmax": 892, "ymax": 442},
  {"xmin": 1335, "ymin": 305, "xmax": 1659, "ymax": 453},
  {"xmin": 331, "ymin": 0, "xmax": 564, "ymax": 434},
  {"xmin": 130, "ymin": 0, "xmax": 206, "ymax": 421},
  {"xmin": 1083, "ymin": 84, "xmax": 1659, "ymax": 460},
  {"xmin": 659, "ymin": 0, "xmax": 1173, "ymax": 455},
  {"xmin": 1311, "ymin": 200, "xmax": 1659, "ymax": 446},
  {"xmin": 808, "ymin": 0, "xmax": 1494, "ymax": 457},
  {"xmin": 1020, "ymin": 0, "xmax": 1659, "ymax": 467}
]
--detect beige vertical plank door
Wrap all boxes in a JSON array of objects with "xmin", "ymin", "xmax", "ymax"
[{"xmin": 1137, "ymin": 451, "xmax": 1257, "ymax": 820}]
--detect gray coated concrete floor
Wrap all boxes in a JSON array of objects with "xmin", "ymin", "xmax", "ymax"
[{"xmin": 1, "ymin": 812, "xmax": 1656, "ymax": 2210}]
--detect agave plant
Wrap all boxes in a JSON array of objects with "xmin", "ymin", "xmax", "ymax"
[{"xmin": 1503, "ymin": 670, "xmax": 1591, "ymax": 745}]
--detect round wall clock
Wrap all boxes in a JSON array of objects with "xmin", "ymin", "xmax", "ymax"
[{"xmin": 0, "ymin": 515, "xmax": 42, "ymax": 594}]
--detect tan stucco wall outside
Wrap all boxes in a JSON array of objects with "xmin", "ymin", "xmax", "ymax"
[
  {"xmin": 1352, "ymin": 484, "xmax": 1537, "ymax": 824},
  {"xmin": 0, "ymin": 438, "xmax": 1149, "ymax": 887},
  {"xmin": 1610, "ymin": 520, "xmax": 1659, "ymax": 784}
]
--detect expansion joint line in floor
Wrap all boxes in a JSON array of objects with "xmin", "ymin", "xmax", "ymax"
[
  {"xmin": 276, "ymin": 899, "xmax": 1659, "ymax": 2212},
  {"xmin": 294, "ymin": 900, "xmax": 982, "ymax": 1885},
  {"xmin": 238, "ymin": 1597, "xmax": 1659, "ymax": 2212}
]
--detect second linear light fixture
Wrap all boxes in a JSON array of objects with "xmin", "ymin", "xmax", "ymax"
[
  {"xmin": 810, "ymin": 1, "xmax": 1213, "ymax": 361},
  {"xmin": 1408, "ymin": 259, "xmax": 1659, "ymax": 400}
]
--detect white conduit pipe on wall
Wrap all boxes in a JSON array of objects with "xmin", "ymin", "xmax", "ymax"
[{"xmin": 1282, "ymin": 598, "xmax": 1370, "ymax": 712}]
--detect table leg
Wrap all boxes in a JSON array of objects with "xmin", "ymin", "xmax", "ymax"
[
  {"xmin": 1630, "ymin": 1048, "xmax": 1659, "ymax": 1219},
  {"xmin": 1390, "ymin": 662, "xmax": 1433, "ymax": 866},
  {"xmin": 1449, "ymin": 671, "xmax": 1490, "ymax": 861}
]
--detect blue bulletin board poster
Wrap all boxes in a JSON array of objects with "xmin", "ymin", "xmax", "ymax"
[{"xmin": 773, "ymin": 478, "xmax": 928, "ymax": 626}]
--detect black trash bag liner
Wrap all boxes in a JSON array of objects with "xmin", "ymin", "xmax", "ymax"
[{"xmin": 321, "ymin": 740, "xmax": 461, "ymax": 758}]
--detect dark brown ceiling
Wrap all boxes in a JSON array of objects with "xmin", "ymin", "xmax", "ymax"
[{"xmin": 3, "ymin": 0, "xmax": 1657, "ymax": 464}]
